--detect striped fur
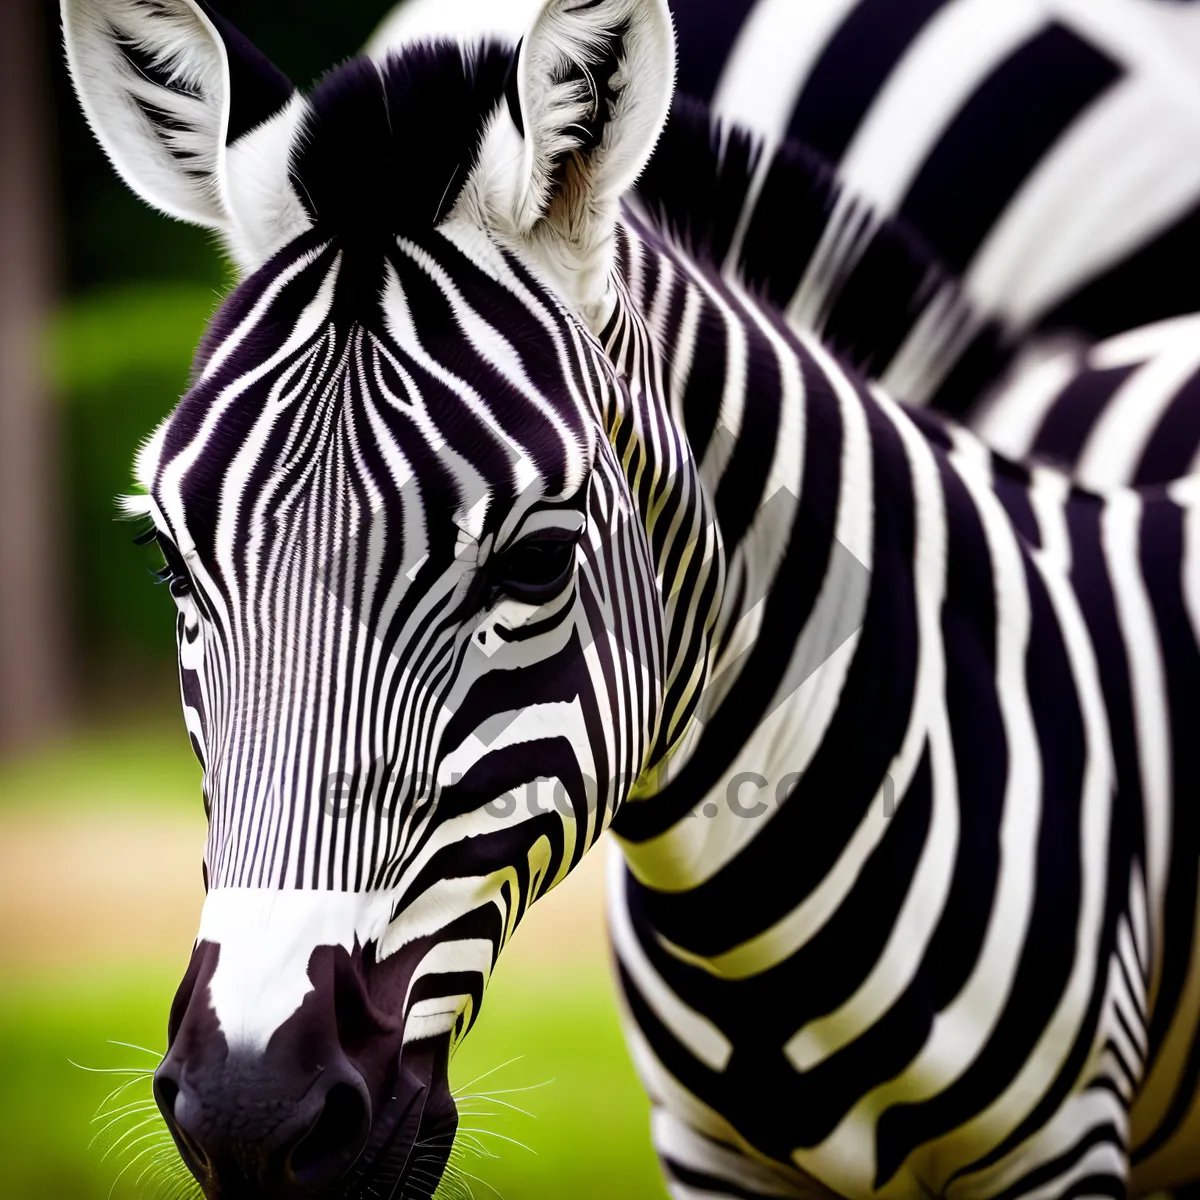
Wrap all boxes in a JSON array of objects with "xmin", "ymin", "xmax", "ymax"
[{"xmin": 604, "ymin": 195, "xmax": 1200, "ymax": 1200}]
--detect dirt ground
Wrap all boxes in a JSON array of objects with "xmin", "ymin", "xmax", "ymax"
[{"xmin": 0, "ymin": 809, "xmax": 611, "ymax": 972}]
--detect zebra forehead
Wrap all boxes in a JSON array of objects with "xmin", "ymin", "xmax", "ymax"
[
  {"xmin": 132, "ymin": 31, "xmax": 604, "ymax": 548},
  {"xmin": 289, "ymin": 42, "xmax": 514, "ymax": 241},
  {"xmin": 140, "ymin": 241, "xmax": 595, "ymax": 559}
]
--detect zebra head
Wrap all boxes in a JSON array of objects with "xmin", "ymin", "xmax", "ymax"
[{"xmin": 63, "ymin": 0, "xmax": 708, "ymax": 1196}]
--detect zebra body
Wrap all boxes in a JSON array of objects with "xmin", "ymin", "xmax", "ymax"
[
  {"xmin": 671, "ymin": 0, "xmax": 1200, "ymax": 400},
  {"xmin": 974, "ymin": 319, "xmax": 1200, "ymax": 491},
  {"xmin": 659, "ymin": 0, "xmax": 1200, "ymax": 492},
  {"xmin": 63, "ymin": 0, "xmax": 1200, "ymax": 1196},
  {"xmin": 603, "ymin": 178, "xmax": 1200, "ymax": 1196}
]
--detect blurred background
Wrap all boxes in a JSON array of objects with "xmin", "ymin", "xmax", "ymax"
[{"xmin": 0, "ymin": 1, "xmax": 659, "ymax": 1195}]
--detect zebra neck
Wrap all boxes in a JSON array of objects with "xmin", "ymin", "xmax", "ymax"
[
  {"xmin": 594, "ymin": 231, "xmax": 727, "ymax": 781},
  {"xmin": 633, "ymin": 101, "xmax": 995, "ymax": 411},
  {"xmin": 608, "ymin": 216, "xmax": 914, "ymax": 886}
]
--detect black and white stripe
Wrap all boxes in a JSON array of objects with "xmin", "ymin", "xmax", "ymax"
[
  {"xmin": 675, "ymin": 0, "xmax": 1200, "ymax": 369},
  {"xmin": 600, "ymin": 166, "xmax": 1200, "ymax": 1193},
  {"xmin": 368, "ymin": 0, "xmax": 1200, "ymax": 486},
  {"xmin": 654, "ymin": 0, "xmax": 1200, "ymax": 485}
]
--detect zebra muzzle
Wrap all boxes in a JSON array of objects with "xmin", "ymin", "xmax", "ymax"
[{"xmin": 152, "ymin": 939, "xmax": 457, "ymax": 1199}]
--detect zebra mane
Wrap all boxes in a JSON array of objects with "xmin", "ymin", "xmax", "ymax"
[
  {"xmin": 635, "ymin": 96, "xmax": 983, "ymax": 383},
  {"xmin": 289, "ymin": 40, "xmax": 514, "ymax": 247}
]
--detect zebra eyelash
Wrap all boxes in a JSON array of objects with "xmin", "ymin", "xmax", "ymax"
[{"xmin": 132, "ymin": 519, "xmax": 193, "ymax": 599}]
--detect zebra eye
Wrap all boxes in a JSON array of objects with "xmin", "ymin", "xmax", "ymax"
[
  {"xmin": 136, "ymin": 524, "xmax": 193, "ymax": 599},
  {"xmin": 493, "ymin": 532, "xmax": 578, "ymax": 604}
]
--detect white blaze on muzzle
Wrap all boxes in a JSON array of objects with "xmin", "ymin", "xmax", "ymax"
[{"xmin": 197, "ymin": 888, "xmax": 393, "ymax": 1052}]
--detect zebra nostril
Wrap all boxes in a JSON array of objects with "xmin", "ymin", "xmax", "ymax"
[
  {"xmin": 153, "ymin": 1074, "xmax": 211, "ymax": 1179},
  {"xmin": 285, "ymin": 1080, "xmax": 371, "ymax": 1188},
  {"xmin": 155, "ymin": 1060, "xmax": 369, "ymax": 1194}
]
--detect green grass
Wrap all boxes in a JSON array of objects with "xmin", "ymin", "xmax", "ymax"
[
  {"xmin": 0, "ymin": 721, "xmax": 200, "ymax": 815},
  {"xmin": 0, "ymin": 961, "xmax": 663, "ymax": 1200},
  {"xmin": 0, "ymin": 968, "xmax": 183, "ymax": 1200}
]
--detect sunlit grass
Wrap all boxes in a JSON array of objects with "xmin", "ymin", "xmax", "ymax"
[
  {"xmin": 0, "ymin": 722, "xmax": 199, "ymax": 815},
  {"xmin": 0, "ymin": 968, "xmax": 182, "ymax": 1200},
  {"xmin": 443, "ymin": 963, "xmax": 662, "ymax": 1200},
  {"xmin": 74, "ymin": 1041, "xmax": 200, "ymax": 1200}
]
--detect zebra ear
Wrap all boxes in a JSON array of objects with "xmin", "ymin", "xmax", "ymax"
[
  {"xmin": 507, "ymin": 0, "xmax": 675, "ymax": 237},
  {"xmin": 62, "ymin": 0, "xmax": 306, "ymax": 270}
]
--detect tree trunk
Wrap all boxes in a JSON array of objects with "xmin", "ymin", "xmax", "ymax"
[{"xmin": 0, "ymin": 0, "xmax": 69, "ymax": 751}]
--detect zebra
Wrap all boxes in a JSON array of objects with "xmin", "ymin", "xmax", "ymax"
[
  {"xmin": 629, "ymin": 97, "xmax": 1200, "ymax": 494},
  {"xmin": 654, "ymin": 0, "xmax": 1200, "ymax": 490},
  {"xmin": 62, "ymin": 2, "xmax": 1200, "ymax": 1199},
  {"xmin": 971, "ymin": 317, "xmax": 1200, "ymax": 491},
  {"xmin": 664, "ymin": 0, "xmax": 1200, "ymax": 421},
  {"xmin": 607, "ymin": 95, "xmax": 1200, "ymax": 1198}
]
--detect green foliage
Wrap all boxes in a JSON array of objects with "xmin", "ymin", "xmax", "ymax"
[
  {"xmin": 49, "ymin": 285, "xmax": 222, "ymax": 396},
  {"xmin": 49, "ymin": 284, "xmax": 223, "ymax": 670}
]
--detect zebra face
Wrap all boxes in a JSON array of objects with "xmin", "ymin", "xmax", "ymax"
[
  {"xmin": 138, "ymin": 234, "xmax": 655, "ymax": 1195},
  {"xmin": 64, "ymin": 0, "xmax": 677, "ymax": 1195}
]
